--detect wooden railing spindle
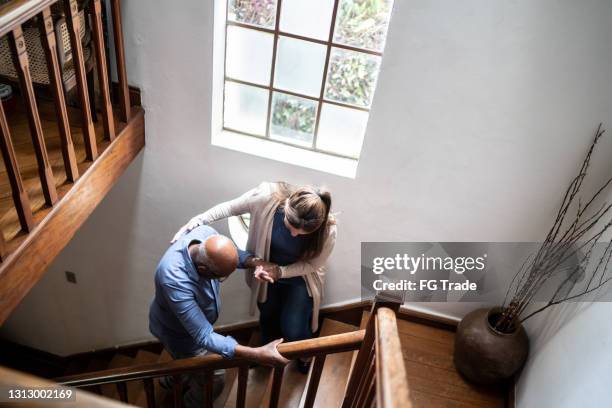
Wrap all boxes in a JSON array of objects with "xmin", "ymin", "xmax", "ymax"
[
  {"xmin": 37, "ymin": 7, "xmax": 79, "ymax": 182},
  {"xmin": 116, "ymin": 381, "xmax": 127, "ymax": 402},
  {"xmin": 342, "ymin": 311, "xmax": 376, "ymax": 408},
  {"xmin": 354, "ymin": 349, "xmax": 375, "ymax": 407},
  {"xmin": 89, "ymin": 0, "xmax": 115, "ymax": 141},
  {"xmin": 143, "ymin": 378, "xmax": 155, "ymax": 408},
  {"xmin": 63, "ymin": 0, "xmax": 98, "ymax": 161},
  {"xmin": 0, "ymin": 230, "xmax": 5, "ymax": 260},
  {"xmin": 362, "ymin": 373, "xmax": 376, "ymax": 408},
  {"xmin": 8, "ymin": 25, "xmax": 57, "ymax": 206},
  {"xmin": 203, "ymin": 370, "xmax": 213, "ymax": 407},
  {"xmin": 110, "ymin": 0, "xmax": 131, "ymax": 122},
  {"xmin": 172, "ymin": 375, "xmax": 183, "ymax": 408},
  {"xmin": 236, "ymin": 364, "xmax": 248, "ymax": 408},
  {"xmin": 0, "ymin": 102, "xmax": 34, "ymax": 233},
  {"xmin": 268, "ymin": 366, "xmax": 284, "ymax": 408},
  {"xmin": 302, "ymin": 354, "xmax": 326, "ymax": 408}
]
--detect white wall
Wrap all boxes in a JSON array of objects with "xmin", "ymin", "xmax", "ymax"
[
  {"xmin": 2, "ymin": 2, "xmax": 612, "ymax": 405},
  {"xmin": 516, "ymin": 303, "xmax": 612, "ymax": 408}
]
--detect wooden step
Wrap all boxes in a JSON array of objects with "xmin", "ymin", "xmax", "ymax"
[
  {"xmin": 150, "ymin": 349, "xmax": 174, "ymax": 408},
  {"xmin": 396, "ymin": 319, "xmax": 505, "ymax": 408},
  {"xmin": 129, "ymin": 350, "xmax": 160, "ymax": 407},
  {"xmin": 259, "ymin": 362, "xmax": 308, "ymax": 408},
  {"xmin": 223, "ymin": 366, "xmax": 271, "ymax": 408},
  {"xmin": 300, "ymin": 318, "xmax": 358, "ymax": 408},
  {"xmin": 100, "ymin": 353, "xmax": 134, "ymax": 400}
]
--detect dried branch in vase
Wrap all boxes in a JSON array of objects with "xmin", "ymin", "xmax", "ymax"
[{"xmin": 495, "ymin": 124, "xmax": 612, "ymax": 333}]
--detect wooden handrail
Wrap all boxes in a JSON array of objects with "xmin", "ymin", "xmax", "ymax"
[
  {"xmin": 57, "ymin": 330, "xmax": 365, "ymax": 387},
  {"xmin": 375, "ymin": 308, "xmax": 411, "ymax": 408},
  {"xmin": 0, "ymin": 0, "xmax": 55, "ymax": 37}
]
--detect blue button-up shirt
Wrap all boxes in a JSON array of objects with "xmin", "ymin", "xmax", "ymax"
[{"xmin": 149, "ymin": 226, "xmax": 238, "ymax": 358}]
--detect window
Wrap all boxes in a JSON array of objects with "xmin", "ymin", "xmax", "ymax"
[
  {"xmin": 214, "ymin": 0, "xmax": 394, "ymax": 177},
  {"xmin": 228, "ymin": 214, "xmax": 251, "ymax": 251}
]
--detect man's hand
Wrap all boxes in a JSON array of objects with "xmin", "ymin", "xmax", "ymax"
[
  {"xmin": 256, "ymin": 339, "xmax": 289, "ymax": 366},
  {"xmin": 234, "ymin": 339, "xmax": 289, "ymax": 367}
]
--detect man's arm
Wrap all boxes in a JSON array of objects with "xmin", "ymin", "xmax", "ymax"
[
  {"xmin": 161, "ymin": 281, "xmax": 288, "ymax": 365},
  {"xmin": 161, "ymin": 281, "xmax": 237, "ymax": 358}
]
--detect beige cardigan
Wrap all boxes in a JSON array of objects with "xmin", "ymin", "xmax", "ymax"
[{"xmin": 184, "ymin": 182, "xmax": 337, "ymax": 332}]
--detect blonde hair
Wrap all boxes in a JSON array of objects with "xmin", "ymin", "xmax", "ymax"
[{"xmin": 274, "ymin": 182, "xmax": 334, "ymax": 260}]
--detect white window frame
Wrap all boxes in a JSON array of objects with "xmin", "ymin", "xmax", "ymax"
[{"xmin": 211, "ymin": 0, "xmax": 390, "ymax": 178}]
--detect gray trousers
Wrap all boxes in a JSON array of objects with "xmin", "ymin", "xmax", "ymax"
[{"xmin": 163, "ymin": 348, "xmax": 225, "ymax": 407}]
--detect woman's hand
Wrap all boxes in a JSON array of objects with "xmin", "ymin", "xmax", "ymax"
[
  {"xmin": 254, "ymin": 266, "xmax": 274, "ymax": 283},
  {"xmin": 171, "ymin": 219, "xmax": 201, "ymax": 243}
]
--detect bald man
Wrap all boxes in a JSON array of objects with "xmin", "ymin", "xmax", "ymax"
[{"xmin": 149, "ymin": 225, "xmax": 287, "ymax": 406}]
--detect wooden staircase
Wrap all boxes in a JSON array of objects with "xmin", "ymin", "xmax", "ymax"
[
  {"xmin": 50, "ymin": 317, "xmax": 363, "ymax": 408},
  {"xmin": 1, "ymin": 302, "xmax": 510, "ymax": 407},
  {"xmin": 0, "ymin": 0, "xmax": 144, "ymax": 325}
]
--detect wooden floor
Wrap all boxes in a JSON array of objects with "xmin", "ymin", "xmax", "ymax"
[
  {"xmin": 398, "ymin": 318, "xmax": 507, "ymax": 407},
  {"xmin": 0, "ymin": 95, "xmax": 117, "ymax": 252}
]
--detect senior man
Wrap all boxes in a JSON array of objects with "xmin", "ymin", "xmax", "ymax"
[{"xmin": 149, "ymin": 225, "xmax": 287, "ymax": 406}]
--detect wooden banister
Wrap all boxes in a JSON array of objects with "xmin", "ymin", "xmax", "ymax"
[
  {"xmin": 375, "ymin": 308, "xmax": 411, "ymax": 408},
  {"xmin": 342, "ymin": 301, "xmax": 410, "ymax": 408},
  {"xmin": 27, "ymin": 302, "xmax": 411, "ymax": 408},
  {"xmin": 0, "ymin": 0, "xmax": 144, "ymax": 318},
  {"xmin": 58, "ymin": 330, "xmax": 365, "ymax": 387},
  {"xmin": 0, "ymin": 0, "xmax": 54, "ymax": 37}
]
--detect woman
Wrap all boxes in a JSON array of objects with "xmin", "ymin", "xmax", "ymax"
[{"xmin": 172, "ymin": 182, "xmax": 336, "ymax": 372}]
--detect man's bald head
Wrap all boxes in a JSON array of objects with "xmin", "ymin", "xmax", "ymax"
[{"xmin": 191, "ymin": 235, "xmax": 238, "ymax": 279}]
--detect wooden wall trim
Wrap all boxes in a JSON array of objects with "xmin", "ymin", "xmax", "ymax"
[{"xmin": 0, "ymin": 108, "xmax": 145, "ymax": 325}]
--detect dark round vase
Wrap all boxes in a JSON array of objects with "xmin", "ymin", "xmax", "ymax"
[{"xmin": 453, "ymin": 307, "xmax": 529, "ymax": 385}]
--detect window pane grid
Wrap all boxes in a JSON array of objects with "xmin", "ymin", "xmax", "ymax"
[{"xmin": 223, "ymin": 0, "xmax": 391, "ymax": 159}]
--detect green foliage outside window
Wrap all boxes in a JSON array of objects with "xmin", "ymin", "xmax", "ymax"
[
  {"xmin": 271, "ymin": 94, "xmax": 316, "ymax": 142},
  {"xmin": 334, "ymin": 0, "xmax": 393, "ymax": 51},
  {"xmin": 325, "ymin": 49, "xmax": 380, "ymax": 107},
  {"xmin": 229, "ymin": 0, "xmax": 276, "ymax": 28}
]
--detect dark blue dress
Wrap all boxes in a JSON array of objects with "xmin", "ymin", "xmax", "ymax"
[{"xmin": 258, "ymin": 207, "xmax": 314, "ymax": 344}]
